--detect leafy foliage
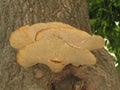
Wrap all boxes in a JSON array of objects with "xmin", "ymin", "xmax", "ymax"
[{"xmin": 88, "ymin": 0, "xmax": 120, "ymax": 68}]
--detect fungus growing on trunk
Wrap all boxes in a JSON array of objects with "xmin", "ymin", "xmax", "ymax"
[
  {"xmin": 9, "ymin": 22, "xmax": 75, "ymax": 49},
  {"xmin": 17, "ymin": 39, "xmax": 96, "ymax": 72},
  {"xmin": 9, "ymin": 22, "xmax": 105, "ymax": 72},
  {"xmin": 36, "ymin": 28, "xmax": 104, "ymax": 50}
]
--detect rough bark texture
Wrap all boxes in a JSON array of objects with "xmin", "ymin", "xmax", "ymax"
[{"xmin": 0, "ymin": 0, "xmax": 120, "ymax": 90}]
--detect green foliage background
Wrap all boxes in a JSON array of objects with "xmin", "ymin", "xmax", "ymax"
[{"xmin": 88, "ymin": 0, "xmax": 120, "ymax": 68}]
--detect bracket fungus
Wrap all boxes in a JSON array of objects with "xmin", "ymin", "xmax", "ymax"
[
  {"xmin": 9, "ymin": 25, "xmax": 30, "ymax": 49},
  {"xmin": 9, "ymin": 22, "xmax": 105, "ymax": 72},
  {"xmin": 17, "ymin": 39, "xmax": 96, "ymax": 72},
  {"xmin": 9, "ymin": 22, "xmax": 75, "ymax": 49},
  {"xmin": 36, "ymin": 28, "xmax": 104, "ymax": 51}
]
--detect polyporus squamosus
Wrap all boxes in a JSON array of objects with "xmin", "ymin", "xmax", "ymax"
[
  {"xmin": 17, "ymin": 39, "xmax": 96, "ymax": 72},
  {"xmin": 36, "ymin": 28, "xmax": 104, "ymax": 50},
  {"xmin": 9, "ymin": 22, "xmax": 75, "ymax": 49},
  {"xmin": 9, "ymin": 22, "xmax": 105, "ymax": 72}
]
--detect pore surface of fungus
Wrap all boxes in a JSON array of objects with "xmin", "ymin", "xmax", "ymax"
[{"xmin": 17, "ymin": 39, "xmax": 96, "ymax": 72}]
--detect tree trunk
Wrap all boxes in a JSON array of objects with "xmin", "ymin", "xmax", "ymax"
[{"xmin": 0, "ymin": 0, "xmax": 120, "ymax": 90}]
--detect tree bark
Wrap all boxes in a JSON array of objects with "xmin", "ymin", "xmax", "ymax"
[{"xmin": 0, "ymin": 0, "xmax": 120, "ymax": 90}]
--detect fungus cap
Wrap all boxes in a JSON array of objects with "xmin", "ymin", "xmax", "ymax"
[
  {"xmin": 36, "ymin": 28, "xmax": 104, "ymax": 50},
  {"xmin": 9, "ymin": 22, "xmax": 75, "ymax": 49},
  {"xmin": 79, "ymin": 35, "xmax": 105, "ymax": 50},
  {"xmin": 9, "ymin": 25, "xmax": 30, "ymax": 49},
  {"xmin": 17, "ymin": 39, "xmax": 96, "ymax": 72}
]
